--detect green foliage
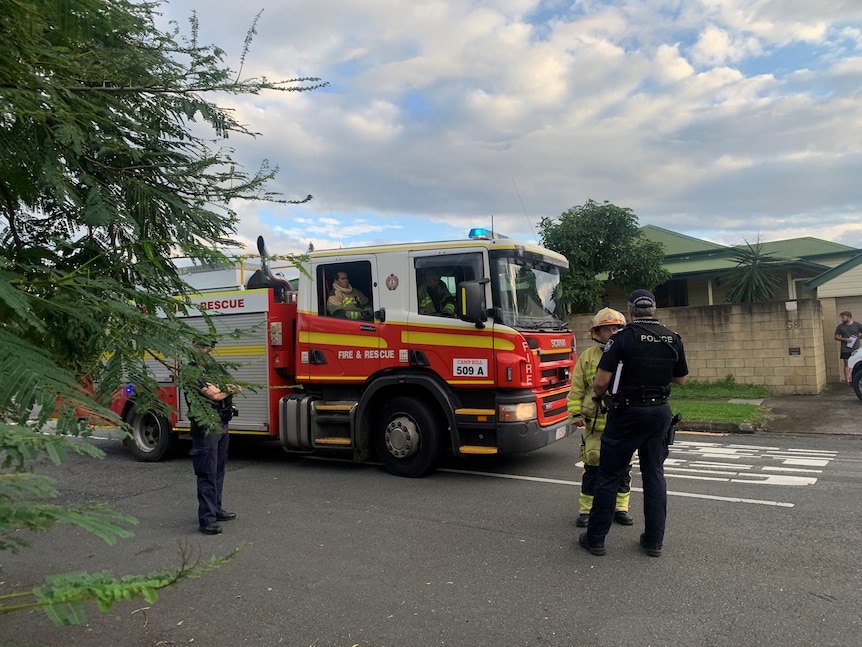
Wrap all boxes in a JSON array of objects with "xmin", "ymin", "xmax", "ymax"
[
  {"xmin": 0, "ymin": 546, "xmax": 240, "ymax": 625},
  {"xmin": 538, "ymin": 199, "xmax": 669, "ymax": 313},
  {"xmin": 671, "ymin": 375, "xmax": 773, "ymax": 428},
  {"xmin": 672, "ymin": 374, "xmax": 773, "ymax": 399},
  {"xmin": 724, "ymin": 239, "xmax": 785, "ymax": 303},
  {"xmin": 0, "ymin": 0, "xmax": 324, "ymax": 627},
  {"xmin": 671, "ymin": 401, "xmax": 771, "ymax": 426}
]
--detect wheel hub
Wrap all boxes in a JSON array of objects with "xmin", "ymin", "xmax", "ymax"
[
  {"xmin": 384, "ymin": 416, "xmax": 420, "ymax": 459},
  {"xmin": 136, "ymin": 414, "xmax": 160, "ymax": 451}
]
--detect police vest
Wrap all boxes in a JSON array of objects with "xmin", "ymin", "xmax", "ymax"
[{"xmin": 617, "ymin": 323, "xmax": 679, "ymax": 400}]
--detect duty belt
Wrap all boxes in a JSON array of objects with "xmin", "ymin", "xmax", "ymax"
[{"xmin": 620, "ymin": 396, "xmax": 668, "ymax": 407}]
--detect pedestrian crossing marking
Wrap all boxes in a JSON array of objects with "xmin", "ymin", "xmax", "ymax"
[{"xmin": 663, "ymin": 440, "xmax": 835, "ymax": 487}]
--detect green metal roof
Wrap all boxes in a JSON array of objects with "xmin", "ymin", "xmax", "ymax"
[
  {"xmin": 662, "ymin": 255, "xmax": 738, "ymax": 274},
  {"xmin": 758, "ymin": 237, "xmax": 856, "ymax": 259},
  {"xmin": 637, "ymin": 226, "xmax": 858, "ymax": 279},
  {"xmin": 640, "ymin": 225, "xmax": 726, "ymax": 255}
]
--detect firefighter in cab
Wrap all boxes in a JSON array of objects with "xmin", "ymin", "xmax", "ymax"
[
  {"xmin": 418, "ymin": 268, "xmax": 456, "ymax": 316},
  {"xmin": 567, "ymin": 308, "xmax": 633, "ymax": 528},
  {"xmin": 328, "ymin": 270, "xmax": 372, "ymax": 320}
]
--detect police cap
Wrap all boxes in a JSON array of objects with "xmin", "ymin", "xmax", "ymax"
[{"xmin": 628, "ymin": 289, "xmax": 656, "ymax": 309}]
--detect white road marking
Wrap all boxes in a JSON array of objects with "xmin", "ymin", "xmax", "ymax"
[
  {"xmin": 665, "ymin": 441, "xmax": 836, "ymax": 485},
  {"xmin": 667, "ymin": 467, "xmax": 739, "ymax": 476},
  {"xmin": 691, "ymin": 461, "xmax": 753, "ymax": 469},
  {"xmin": 762, "ymin": 466, "xmax": 822, "ymax": 473},
  {"xmin": 776, "ymin": 458, "xmax": 830, "ymax": 466},
  {"xmin": 438, "ymin": 469, "xmax": 795, "ymax": 507},
  {"xmin": 732, "ymin": 475, "xmax": 817, "ymax": 486}
]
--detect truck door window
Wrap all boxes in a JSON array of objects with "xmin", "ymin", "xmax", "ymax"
[
  {"xmin": 317, "ymin": 261, "xmax": 374, "ymax": 320},
  {"xmin": 415, "ymin": 253, "xmax": 482, "ymax": 317}
]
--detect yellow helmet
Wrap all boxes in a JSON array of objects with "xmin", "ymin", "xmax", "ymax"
[{"xmin": 589, "ymin": 307, "xmax": 626, "ymax": 334}]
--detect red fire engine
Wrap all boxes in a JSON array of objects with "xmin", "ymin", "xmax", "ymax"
[{"xmin": 111, "ymin": 230, "xmax": 576, "ymax": 477}]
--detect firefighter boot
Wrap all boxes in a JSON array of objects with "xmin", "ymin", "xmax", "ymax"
[{"xmin": 614, "ymin": 511, "xmax": 634, "ymax": 525}]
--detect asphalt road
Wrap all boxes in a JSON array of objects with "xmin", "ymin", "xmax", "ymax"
[{"xmin": 2, "ymin": 401, "xmax": 862, "ymax": 647}]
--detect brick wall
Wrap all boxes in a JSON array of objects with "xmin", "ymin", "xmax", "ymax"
[{"xmin": 568, "ymin": 299, "xmax": 826, "ymax": 395}]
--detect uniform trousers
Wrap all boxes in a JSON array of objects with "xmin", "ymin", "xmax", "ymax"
[
  {"xmin": 586, "ymin": 404, "xmax": 671, "ymax": 546},
  {"xmin": 190, "ymin": 421, "xmax": 229, "ymax": 527}
]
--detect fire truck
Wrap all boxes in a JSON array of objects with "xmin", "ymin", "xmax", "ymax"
[{"xmin": 112, "ymin": 230, "xmax": 576, "ymax": 477}]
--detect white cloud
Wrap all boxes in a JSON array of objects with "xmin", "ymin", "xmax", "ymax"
[
  {"xmin": 154, "ymin": 0, "xmax": 862, "ymax": 253},
  {"xmin": 653, "ymin": 44, "xmax": 695, "ymax": 83},
  {"xmin": 690, "ymin": 25, "xmax": 763, "ymax": 66}
]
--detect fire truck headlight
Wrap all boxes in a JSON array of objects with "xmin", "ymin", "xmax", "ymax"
[{"xmin": 499, "ymin": 402, "xmax": 537, "ymax": 422}]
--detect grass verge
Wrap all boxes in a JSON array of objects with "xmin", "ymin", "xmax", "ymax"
[
  {"xmin": 668, "ymin": 375, "xmax": 774, "ymax": 427},
  {"xmin": 670, "ymin": 401, "xmax": 772, "ymax": 427},
  {"xmin": 672, "ymin": 375, "xmax": 773, "ymax": 400}
]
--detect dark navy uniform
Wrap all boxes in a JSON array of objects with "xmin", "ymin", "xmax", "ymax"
[
  {"xmin": 186, "ymin": 358, "xmax": 235, "ymax": 533},
  {"xmin": 585, "ymin": 316, "xmax": 688, "ymax": 553}
]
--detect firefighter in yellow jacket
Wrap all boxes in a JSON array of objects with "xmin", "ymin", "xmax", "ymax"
[
  {"xmin": 327, "ymin": 270, "xmax": 372, "ymax": 320},
  {"xmin": 567, "ymin": 308, "xmax": 634, "ymax": 527},
  {"xmin": 418, "ymin": 269, "xmax": 456, "ymax": 316}
]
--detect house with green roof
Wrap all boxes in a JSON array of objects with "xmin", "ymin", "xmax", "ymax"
[
  {"xmin": 596, "ymin": 225, "xmax": 862, "ymax": 385},
  {"xmin": 600, "ymin": 225, "xmax": 859, "ymax": 309}
]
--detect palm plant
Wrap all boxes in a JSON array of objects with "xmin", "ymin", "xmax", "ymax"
[{"xmin": 724, "ymin": 239, "xmax": 784, "ymax": 303}]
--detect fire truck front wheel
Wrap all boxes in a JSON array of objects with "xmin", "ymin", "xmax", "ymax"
[
  {"xmin": 123, "ymin": 408, "xmax": 177, "ymax": 462},
  {"xmin": 375, "ymin": 397, "xmax": 442, "ymax": 478}
]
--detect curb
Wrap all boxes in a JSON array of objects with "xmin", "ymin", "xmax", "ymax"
[{"xmin": 678, "ymin": 422, "xmax": 755, "ymax": 435}]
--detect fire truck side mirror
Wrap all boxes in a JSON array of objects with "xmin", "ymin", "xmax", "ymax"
[{"xmin": 457, "ymin": 280, "xmax": 488, "ymax": 329}]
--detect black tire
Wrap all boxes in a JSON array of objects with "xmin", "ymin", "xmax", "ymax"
[
  {"xmin": 375, "ymin": 397, "xmax": 442, "ymax": 477},
  {"xmin": 122, "ymin": 407, "xmax": 178, "ymax": 462},
  {"xmin": 853, "ymin": 369, "xmax": 862, "ymax": 402}
]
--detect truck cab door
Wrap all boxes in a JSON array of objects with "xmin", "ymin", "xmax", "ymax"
[
  {"xmin": 297, "ymin": 257, "xmax": 382, "ymax": 383},
  {"xmin": 406, "ymin": 252, "xmax": 495, "ymax": 386}
]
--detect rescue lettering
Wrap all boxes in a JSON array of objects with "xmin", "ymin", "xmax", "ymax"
[
  {"xmin": 364, "ymin": 350, "xmax": 395, "ymax": 359},
  {"xmin": 200, "ymin": 298, "xmax": 245, "ymax": 311}
]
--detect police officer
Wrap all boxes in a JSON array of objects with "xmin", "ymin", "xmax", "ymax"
[
  {"xmin": 186, "ymin": 340, "xmax": 242, "ymax": 535},
  {"xmin": 579, "ymin": 289, "xmax": 688, "ymax": 558}
]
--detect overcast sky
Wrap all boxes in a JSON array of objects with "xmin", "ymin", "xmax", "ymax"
[{"xmin": 156, "ymin": 0, "xmax": 862, "ymax": 256}]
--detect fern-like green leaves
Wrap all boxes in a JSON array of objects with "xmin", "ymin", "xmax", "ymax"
[{"xmin": 0, "ymin": 0, "xmax": 325, "ymax": 628}]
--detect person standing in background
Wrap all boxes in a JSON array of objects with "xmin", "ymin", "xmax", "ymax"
[{"xmin": 834, "ymin": 311, "xmax": 862, "ymax": 384}]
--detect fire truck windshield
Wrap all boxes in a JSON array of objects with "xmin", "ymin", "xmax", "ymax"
[{"xmin": 491, "ymin": 257, "xmax": 568, "ymax": 330}]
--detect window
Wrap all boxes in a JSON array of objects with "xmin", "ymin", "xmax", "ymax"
[
  {"xmin": 317, "ymin": 260, "xmax": 374, "ymax": 319},
  {"xmin": 654, "ymin": 279, "xmax": 688, "ymax": 308},
  {"xmin": 415, "ymin": 253, "xmax": 482, "ymax": 317}
]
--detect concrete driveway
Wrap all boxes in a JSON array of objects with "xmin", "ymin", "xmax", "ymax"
[
  {"xmin": 762, "ymin": 382, "xmax": 861, "ymax": 437},
  {"xmin": 676, "ymin": 382, "xmax": 862, "ymax": 437}
]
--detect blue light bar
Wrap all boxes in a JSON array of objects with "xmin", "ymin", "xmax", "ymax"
[{"xmin": 468, "ymin": 227, "xmax": 490, "ymax": 240}]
